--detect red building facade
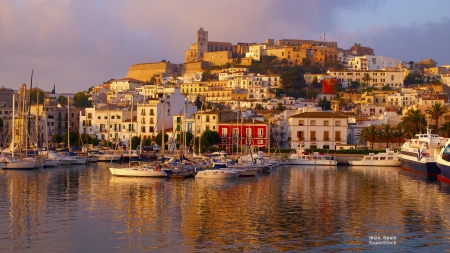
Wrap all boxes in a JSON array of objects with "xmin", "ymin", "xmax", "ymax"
[{"xmin": 218, "ymin": 120, "xmax": 268, "ymax": 150}]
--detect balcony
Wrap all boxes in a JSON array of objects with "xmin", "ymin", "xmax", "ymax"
[
  {"xmin": 311, "ymin": 137, "xmax": 316, "ymax": 141},
  {"xmin": 335, "ymin": 137, "xmax": 342, "ymax": 141},
  {"xmin": 324, "ymin": 137, "xmax": 330, "ymax": 141}
]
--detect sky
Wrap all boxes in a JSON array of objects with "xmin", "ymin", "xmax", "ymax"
[{"xmin": 1, "ymin": 0, "xmax": 449, "ymax": 93}]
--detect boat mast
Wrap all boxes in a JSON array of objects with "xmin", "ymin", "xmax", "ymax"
[
  {"xmin": 67, "ymin": 95, "xmax": 70, "ymax": 151},
  {"xmin": 161, "ymin": 99, "xmax": 165, "ymax": 158},
  {"xmin": 128, "ymin": 96, "xmax": 133, "ymax": 167},
  {"xmin": 199, "ymin": 103, "xmax": 202, "ymax": 154},
  {"xmin": 36, "ymin": 88, "xmax": 40, "ymax": 149},
  {"xmin": 183, "ymin": 100, "xmax": 187, "ymax": 156},
  {"xmin": 27, "ymin": 70, "xmax": 33, "ymax": 153},
  {"xmin": 12, "ymin": 93, "xmax": 15, "ymax": 158}
]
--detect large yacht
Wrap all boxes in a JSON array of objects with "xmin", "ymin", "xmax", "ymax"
[{"xmin": 398, "ymin": 128, "xmax": 448, "ymax": 175}]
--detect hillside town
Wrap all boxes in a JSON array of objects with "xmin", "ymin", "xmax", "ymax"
[{"xmin": 1, "ymin": 27, "xmax": 450, "ymax": 154}]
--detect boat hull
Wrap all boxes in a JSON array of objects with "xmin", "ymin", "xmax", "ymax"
[
  {"xmin": 436, "ymin": 151, "xmax": 450, "ymax": 183},
  {"xmin": 286, "ymin": 159, "xmax": 337, "ymax": 166},
  {"xmin": 348, "ymin": 160, "xmax": 401, "ymax": 166},
  {"xmin": 4, "ymin": 161, "xmax": 36, "ymax": 170},
  {"xmin": 400, "ymin": 157, "xmax": 440, "ymax": 175},
  {"xmin": 109, "ymin": 167, "xmax": 167, "ymax": 177},
  {"xmin": 44, "ymin": 159, "xmax": 61, "ymax": 167},
  {"xmin": 195, "ymin": 170, "xmax": 237, "ymax": 179}
]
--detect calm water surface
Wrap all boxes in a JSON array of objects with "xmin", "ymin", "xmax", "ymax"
[{"xmin": 1, "ymin": 163, "xmax": 450, "ymax": 252}]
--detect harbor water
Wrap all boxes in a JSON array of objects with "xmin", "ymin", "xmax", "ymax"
[{"xmin": 1, "ymin": 163, "xmax": 450, "ymax": 252}]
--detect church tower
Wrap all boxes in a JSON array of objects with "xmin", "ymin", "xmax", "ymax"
[{"xmin": 196, "ymin": 27, "xmax": 208, "ymax": 61}]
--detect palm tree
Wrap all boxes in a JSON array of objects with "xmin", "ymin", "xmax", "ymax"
[
  {"xmin": 392, "ymin": 126, "xmax": 406, "ymax": 148},
  {"xmin": 439, "ymin": 121, "xmax": 450, "ymax": 138},
  {"xmin": 361, "ymin": 73, "xmax": 372, "ymax": 89},
  {"xmin": 378, "ymin": 124, "xmax": 395, "ymax": 148},
  {"xmin": 357, "ymin": 125, "xmax": 379, "ymax": 150},
  {"xmin": 399, "ymin": 109, "xmax": 427, "ymax": 138},
  {"xmin": 425, "ymin": 102, "xmax": 449, "ymax": 133}
]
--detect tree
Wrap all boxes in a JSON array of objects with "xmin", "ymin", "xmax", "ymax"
[
  {"xmin": 63, "ymin": 131, "xmax": 79, "ymax": 148},
  {"xmin": 378, "ymin": 124, "xmax": 395, "ymax": 148},
  {"xmin": 357, "ymin": 125, "xmax": 379, "ymax": 150},
  {"xmin": 361, "ymin": 73, "xmax": 372, "ymax": 88},
  {"xmin": 254, "ymin": 104, "xmax": 264, "ymax": 110},
  {"xmin": 439, "ymin": 121, "xmax": 450, "ymax": 138},
  {"xmin": 194, "ymin": 95, "xmax": 202, "ymax": 109},
  {"xmin": 201, "ymin": 70, "xmax": 214, "ymax": 81},
  {"xmin": 155, "ymin": 132, "xmax": 168, "ymax": 147},
  {"xmin": 399, "ymin": 109, "xmax": 427, "ymax": 138},
  {"xmin": 201, "ymin": 130, "xmax": 220, "ymax": 148},
  {"xmin": 73, "ymin": 92, "xmax": 93, "ymax": 108},
  {"xmin": 57, "ymin": 95, "xmax": 67, "ymax": 106},
  {"xmin": 177, "ymin": 131, "xmax": 193, "ymax": 146},
  {"xmin": 131, "ymin": 136, "xmax": 141, "ymax": 150},
  {"xmin": 276, "ymin": 103, "xmax": 286, "ymax": 112},
  {"xmin": 29, "ymin": 89, "xmax": 45, "ymax": 105},
  {"xmin": 381, "ymin": 85, "xmax": 393, "ymax": 90},
  {"xmin": 393, "ymin": 126, "xmax": 406, "ymax": 147},
  {"xmin": 425, "ymin": 102, "xmax": 449, "ymax": 133},
  {"xmin": 52, "ymin": 133, "xmax": 63, "ymax": 144},
  {"xmin": 318, "ymin": 97, "xmax": 331, "ymax": 110}
]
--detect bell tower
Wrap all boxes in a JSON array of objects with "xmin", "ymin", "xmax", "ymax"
[{"xmin": 196, "ymin": 27, "xmax": 208, "ymax": 61}]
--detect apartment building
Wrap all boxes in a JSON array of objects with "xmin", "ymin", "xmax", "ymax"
[
  {"xmin": 326, "ymin": 69, "xmax": 404, "ymax": 88},
  {"xmin": 289, "ymin": 112, "xmax": 348, "ymax": 149}
]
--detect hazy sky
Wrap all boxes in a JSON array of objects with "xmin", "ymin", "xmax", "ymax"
[{"xmin": 1, "ymin": 0, "xmax": 449, "ymax": 93}]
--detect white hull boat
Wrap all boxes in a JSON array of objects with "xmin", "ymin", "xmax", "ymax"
[
  {"xmin": 195, "ymin": 169, "xmax": 237, "ymax": 179},
  {"xmin": 109, "ymin": 166, "xmax": 168, "ymax": 177},
  {"xmin": 44, "ymin": 159, "xmax": 61, "ymax": 167},
  {"xmin": 348, "ymin": 148, "xmax": 401, "ymax": 166}
]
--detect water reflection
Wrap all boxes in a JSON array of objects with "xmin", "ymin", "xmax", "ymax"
[{"xmin": 1, "ymin": 165, "xmax": 450, "ymax": 252}]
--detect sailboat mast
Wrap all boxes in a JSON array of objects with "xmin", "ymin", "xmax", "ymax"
[
  {"xmin": 36, "ymin": 88, "xmax": 39, "ymax": 148},
  {"xmin": 128, "ymin": 96, "xmax": 133, "ymax": 167},
  {"xmin": 162, "ymin": 100, "xmax": 165, "ymax": 158},
  {"xmin": 12, "ymin": 93, "xmax": 15, "ymax": 158},
  {"xmin": 67, "ymin": 96, "xmax": 70, "ymax": 150},
  {"xmin": 27, "ymin": 70, "xmax": 33, "ymax": 151}
]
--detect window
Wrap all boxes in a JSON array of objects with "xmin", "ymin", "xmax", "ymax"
[
  {"xmin": 222, "ymin": 128, "xmax": 228, "ymax": 136},
  {"xmin": 335, "ymin": 131, "xmax": 341, "ymax": 141},
  {"xmin": 299, "ymin": 120, "xmax": 304, "ymax": 126},
  {"xmin": 335, "ymin": 121, "xmax": 340, "ymax": 126},
  {"xmin": 310, "ymin": 120, "xmax": 316, "ymax": 126},
  {"xmin": 98, "ymin": 116, "xmax": 101, "ymax": 119},
  {"xmin": 310, "ymin": 131, "xmax": 316, "ymax": 141},
  {"xmin": 324, "ymin": 120, "xmax": 329, "ymax": 126},
  {"xmin": 258, "ymin": 128, "xmax": 263, "ymax": 137},
  {"xmin": 324, "ymin": 131, "xmax": 329, "ymax": 141}
]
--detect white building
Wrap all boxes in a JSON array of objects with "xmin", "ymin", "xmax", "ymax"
[
  {"xmin": 109, "ymin": 78, "xmax": 144, "ymax": 92},
  {"xmin": 347, "ymin": 55, "xmax": 403, "ymax": 70},
  {"xmin": 326, "ymin": 69, "xmax": 404, "ymax": 89},
  {"xmin": 288, "ymin": 111, "xmax": 348, "ymax": 149}
]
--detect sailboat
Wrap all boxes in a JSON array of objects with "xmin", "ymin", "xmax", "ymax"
[
  {"xmin": 109, "ymin": 97, "xmax": 167, "ymax": 177},
  {"xmin": 1, "ymin": 87, "xmax": 36, "ymax": 169}
]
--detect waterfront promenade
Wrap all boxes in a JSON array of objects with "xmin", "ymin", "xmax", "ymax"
[{"xmin": 1, "ymin": 163, "xmax": 450, "ymax": 252}]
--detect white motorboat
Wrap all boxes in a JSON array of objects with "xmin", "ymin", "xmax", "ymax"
[
  {"xmin": 195, "ymin": 168, "xmax": 237, "ymax": 179},
  {"xmin": 97, "ymin": 152, "xmax": 122, "ymax": 162},
  {"xmin": 398, "ymin": 127, "xmax": 448, "ymax": 175},
  {"xmin": 87, "ymin": 154, "xmax": 99, "ymax": 162},
  {"xmin": 286, "ymin": 147, "xmax": 337, "ymax": 166},
  {"xmin": 109, "ymin": 164, "xmax": 168, "ymax": 177},
  {"xmin": 227, "ymin": 163, "xmax": 258, "ymax": 177},
  {"xmin": 44, "ymin": 158, "xmax": 61, "ymax": 167},
  {"xmin": 348, "ymin": 148, "xmax": 401, "ymax": 166},
  {"xmin": 436, "ymin": 139, "xmax": 450, "ymax": 183}
]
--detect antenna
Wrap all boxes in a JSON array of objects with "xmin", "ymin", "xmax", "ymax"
[{"xmin": 324, "ymin": 32, "xmax": 326, "ymax": 42}]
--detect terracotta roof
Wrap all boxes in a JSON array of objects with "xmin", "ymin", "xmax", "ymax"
[{"xmin": 289, "ymin": 112, "xmax": 348, "ymax": 119}]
